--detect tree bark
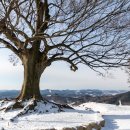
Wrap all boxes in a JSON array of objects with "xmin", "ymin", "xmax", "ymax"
[{"xmin": 17, "ymin": 55, "xmax": 45, "ymax": 100}]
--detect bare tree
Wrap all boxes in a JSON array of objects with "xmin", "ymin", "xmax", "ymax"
[{"xmin": 0, "ymin": 0, "xmax": 129, "ymax": 112}]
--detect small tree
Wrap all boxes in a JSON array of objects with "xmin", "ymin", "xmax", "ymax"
[{"xmin": 0, "ymin": 0, "xmax": 129, "ymax": 111}]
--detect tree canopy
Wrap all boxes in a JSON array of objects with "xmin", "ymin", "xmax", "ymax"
[{"xmin": 0, "ymin": 0, "xmax": 129, "ymax": 72}]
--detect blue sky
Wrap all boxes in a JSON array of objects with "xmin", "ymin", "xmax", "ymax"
[{"xmin": 0, "ymin": 49, "xmax": 129, "ymax": 90}]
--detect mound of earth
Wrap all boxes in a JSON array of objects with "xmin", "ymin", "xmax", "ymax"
[
  {"xmin": 0, "ymin": 99, "xmax": 104, "ymax": 130},
  {"xmin": 0, "ymin": 98, "xmax": 73, "ymax": 121}
]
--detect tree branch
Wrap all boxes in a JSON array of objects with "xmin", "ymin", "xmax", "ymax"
[{"xmin": 0, "ymin": 38, "xmax": 20, "ymax": 57}]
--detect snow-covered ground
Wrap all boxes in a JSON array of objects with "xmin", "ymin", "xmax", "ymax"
[
  {"xmin": 76, "ymin": 102, "xmax": 130, "ymax": 130},
  {"xmin": 0, "ymin": 112, "xmax": 103, "ymax": 130},
  {"xmin": 0, "ymin": 100, "xmax": 103, "ymax": 130},
  {"xmin": 1, "ymin": 100, "xmax": 130, "ymax": 130}
]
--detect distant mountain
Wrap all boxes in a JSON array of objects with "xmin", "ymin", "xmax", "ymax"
[
  {"xmin": 41, "ymin": 89, "xmax": 126, "ymax": 97},
  {"xmin": 0, "ymin": 89, "xmax": 127, "ymax": 105},
  {"xmin": 0, "ymin": 90, "xmax": 19, "ymax": 99},
  {"xmin": 0, "ymin": 89, "xmax": 126, "ymax": 99},
  {"xmin": 98, "ymin": 91, "xmax": 130, "ymax": 105}
]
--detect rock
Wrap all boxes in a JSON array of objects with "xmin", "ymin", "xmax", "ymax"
[
  {"xmin": 89, "ymin": 123, "xmax": 101, "ymax": 130},
  {"xmin": 76, "ymin": 126, "xmax": 88, "ymax": 130},
  {"xmin": 63, "ymin": 128, "xmax": 75, "ymax": 130},
  {"xmin": 62, "ymin": 119, "xmax": 105, "ymax": 130},
  {"xmin": 99, "ymin": 120, "xmax": 105, "ymax": 127}
]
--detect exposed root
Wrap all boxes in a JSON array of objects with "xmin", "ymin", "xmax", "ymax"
[
  {"xmin": 0, "ymin": 98, "xmax": 74, "ymax": 121},
  {"xmin": 0, "ymin": 99, "xmax": 24, "ymax": 112}
]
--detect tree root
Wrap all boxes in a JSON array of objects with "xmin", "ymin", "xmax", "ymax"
[
  {"xmin": 0, "ymin": 99, "xmax": 24, "ymax": 112},
  {"xmin": 0, "ymin": 98, "xmax": 73, "ymax": 121}
]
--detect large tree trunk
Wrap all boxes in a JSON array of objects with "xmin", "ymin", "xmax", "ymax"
[
  {"xmin": 17, "ymin": 55, "xmax": 45, "ymax": 100},
  {"xmin": 0, "ymin": 54, "xmax": 73, "ymax": 115}
]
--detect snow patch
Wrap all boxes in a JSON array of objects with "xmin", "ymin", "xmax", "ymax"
[
  {"xmin": 76, "ymin": 102, "xmax": 130, "ymax": 115},
  {"xmin": 76, "ymin": 102, "xmax": 130, "ymax": 130},
  {"xmin": 0, "ymin": 101, "xmax": 103, "ymax": 130}
]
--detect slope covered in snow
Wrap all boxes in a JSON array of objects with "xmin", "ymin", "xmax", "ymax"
[
  {"xmin": 76, "ymin": 102, "xmax": 130, "ymax": 130},
  {"xmin": 0, "ymin": 100, "xmax": 103, "ymax": 130}
]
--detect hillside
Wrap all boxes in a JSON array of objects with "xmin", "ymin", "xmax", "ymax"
[
  {"xmin": 0, "ymin": 89, "xmax": 127, "ymax": 105},
  {"xmin": 98, "ymin": 91, "xmax": 130, "ymax": 105},
  {"xmin": 0, "ymin": 89, "xmax": 125, "ymax": 99}
]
